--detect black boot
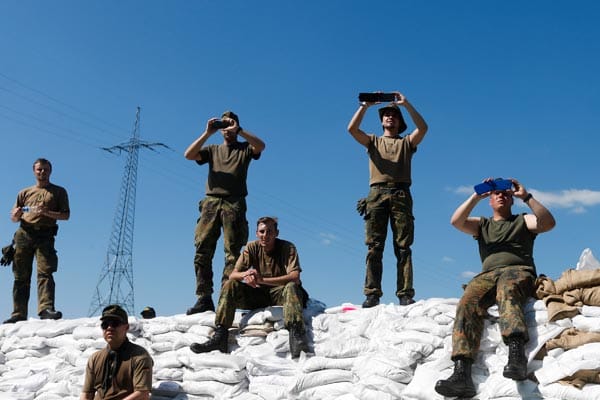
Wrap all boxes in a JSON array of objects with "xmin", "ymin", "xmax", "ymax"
[
  {"xmin": 362, "ymin": 294, "xmax": 380, "ymax": 308},
  {"xmin": 288, "ymin": 323, "xmax": 309, "ymax": 358},
  {"xmin": 186, "ymin": 295, "xmax": 215, "ymax": 315},
  {"xmin": 190, "ymin": 325, "xmax": 228, "ymax": 353},
  {"xmin": 435, "ymin": 358, "xmax": 476, "ymax": 398},
  {"xmin": 503, "ymin": 335, "xmax": 527, "ymax": 380},
  {"xmin": 39, "ymin": 308, "xmax": 62, "ymax": 320}
]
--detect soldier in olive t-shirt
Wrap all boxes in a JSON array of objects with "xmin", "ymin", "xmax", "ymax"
[{"xmin": 183, "ymin": 110, "xmax": 266, "ymax": 315}]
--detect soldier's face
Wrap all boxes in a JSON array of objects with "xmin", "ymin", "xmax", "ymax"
[
  {"xmin": 33, "ymin": 162, "xmax": 51, "ymax": 183},
  {"xmin": 381, "ymin": 112, "xmax": 400, "ymax": 131},
  {"xmin": 490, "ymin": 190, "xmax": 513, "ymax": 209},
  {"xmin": 102, "ymin": 319, "xmax": 129, "ymax": 349},
  {"xmin": 256, "ymin": 222, "xmax": 278, "ymax": 250}
]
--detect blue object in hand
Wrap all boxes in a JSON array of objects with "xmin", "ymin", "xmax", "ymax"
[{"xmin": 474, "ymin": 178, "xmax": 513, "ymax": 195}]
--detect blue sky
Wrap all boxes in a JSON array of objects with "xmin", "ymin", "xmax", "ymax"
[{"xmin": 0, "ymin": 1, "xmax": 599, "ymax": 319}]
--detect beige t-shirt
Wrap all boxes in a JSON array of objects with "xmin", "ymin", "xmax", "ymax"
[
  {"xmin": 234, "ymin": 239, "xmax": 301, "ymax": 278},
  {"xmin": 367, "ymin": 134, "xmax": 416, "ymax": 186},
  {"xmin": 15, "ymin": 183, "xmax": 69, "ymax": 227}
]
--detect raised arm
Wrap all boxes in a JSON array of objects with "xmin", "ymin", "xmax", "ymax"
[
  {"xmin": 511, "ymin": 179, "xmax": 556, "ymax": 234},
  {"xmin": 450, "ymin": 192, "xmax": 484, "ymax": 236},
  {"xmin": 394, "ymin": 91, "xmax": 428, "ymax": 147},
  {"xmin": 183, "ymin": 118, "xmax": 219, "ymax": 161},
  {"xmin": 347, "ymin": 103, "xmax": 373, "ymax": 148},
  {"xmin": 238, "ymin": 128, "xmax": 266, "ymax": 155}
]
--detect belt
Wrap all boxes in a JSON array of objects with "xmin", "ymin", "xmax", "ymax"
[
  {"xmin": 371, "ymin": 182, "xmax": 411, "ymax": 190},
  {"xmin": 20, "ymin": 223, "xmax": 56, "ymax": 233}
]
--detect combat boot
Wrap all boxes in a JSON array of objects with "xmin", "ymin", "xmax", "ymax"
[
  {"xmin": 190, "ymin": 325, "xmax": 228, "ymax": 353},
  {"xmin": 434, "ymin": 357, "xmax": 476, "ymax": 398},
  {"xmin": 503, "ymin": 335, "xmax": 527, "ymax": 380},
  {"xmin": 39, "ymin": 308, "xmax": 62, "ymax": 320},
  {"xmin": 288, "ymin": 323, "xmax": 309, "ymax": 358},
  {"xmin": 362, "ymin": 294, "xmax": 380, "ymax": 308},
  {"xmin": 186, "ymin": 295, "xmax": 215, "ymax": 315},
  {"xmin": 399, "ymin": 295, "xmax": 415, "ymax": 306}
]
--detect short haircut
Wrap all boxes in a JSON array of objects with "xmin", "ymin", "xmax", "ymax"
[
  {"xmin": 33, "ymin": 158, "xmax": 52, "ymax": 170},
  {"xmin": 256, "ymin": 216, "xmax": 278, "ymax": 230}
]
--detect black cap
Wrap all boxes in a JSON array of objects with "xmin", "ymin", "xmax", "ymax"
[
  {"xmin": 221, "ymin": 110, "xmax": 239, "ymax": 125},
  {"xmin": 140, "ymin": 306, "xmax": 156, "ymax": 319},
  {"xmin": 378, "ymin": 103, "xmax": 407, "ymax": 134},
  {"xmin": 101, "ymin": 304, "xmax": 128, "ymax": 324}
]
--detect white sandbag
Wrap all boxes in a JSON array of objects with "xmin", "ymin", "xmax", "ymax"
[
  {"xmin": 301, "ymin": 356, "xmax": 355, "ymax": 372},
  {"xmin": 248, "ymin": 374, "xmax": 295, "ymax": 387},
  {"xmin": 236, "ymin": 336, "xmax": 266, "ymax": 347},
  {"xmin": 289, "ymin": 369, "xmax": 355, "ymax": 394},
  {"xmin": 181, "ymin": 379, "xmax": 248, "ymax": 398},
  {"xmin": 572, "ymin": 314, "xmax": 600, "ymax": 332},
  {"xmin": 295, "ymin": 381, "xmax": 354, "ymax": 400},
  {"xmin": 155, "ymin": 368, "xmax": 185, "ymax": 381},
  {"xmin": 265, "ymin": 330, "xmax": 289, "ymax": 353},
  {"xmin": 240, "ymin": 307, "xmax": 284, "ymax": 326},
  {"xmin": 154, "ymin": 351, "xmax": 184, "ymax": 369},
  {"xmin": 315, "ymin": 336, "xmax": 374, "ymax": 358},
  {"xmin": 478, "ymin": 373, "xmax": 539, "ymax": 399},
  {"xmin": 247, "ymin": 382, "xmax": 288, "ymax": 400},
  {"xmin": 401, "ymin": 357, "xmax": 455, "ymax": 400},
  {"xmin": 53, "ymin": 347, "xmax": 82, "ymax": 367},
  {"xmin": 357, "ymin": 374, "xmax": 407, "ymax": 399},
  {"xmin": 539, "ymin": 381, "xmax": 600, "ymax": 400},
  {"xmin": 0, "ymin": 392, "xmax": 35, "ymax": 400},
  {"xmin": 0, "ymin": 371, "xmax": 48, "ymax": 393},
  {"xmin": 580, "ymin": 305, "xmax": 600, "ymax": 317},
  {"xmin": 44, "ymin": 335, "xmax": 79, "ymax": 349},
  {"xmin": 535, "ymin": 342, "xmax": 600, "ymax": 385},
  {"xmin": 187, "ymin": 351, "xmax": 247, "ymax": 371},
  {"xmin": 183, "ymin": 367, "xmax": 246, "ymax": 384},
  {"xmin": 576, "ymin": 248, "xmax": 600, "ymax": 271},
  {"xmin": 353, "ymin": 353, "xmax": 414, "ymax": 383},
  {"xmin": 35, "ymin": 380, "xmax": 73, "ymax": 397},
  {"xmin": 5, "ymin": 348, "xmax": 49, "ymax": 361},
  {"xmin": 246, "ymin": 355, "xmax": 297, "ymax": 376},
  {"xmin": 188, "ymin": 324, "xmax": 214, "ymax": 337},
  {"xmin": 72, "ymin": 326, "xmax": 101, "ymax": 340},
  {"xmin": 384, "ymin": 329, "xmax": 443, "ymax": 348},
  {"xmin": 35, "ymin": 319, "xmax": 83, "ymax": 338},
  {"xmin": 352, "ymin": 385, "xmax": 395, "ymax": 400}
]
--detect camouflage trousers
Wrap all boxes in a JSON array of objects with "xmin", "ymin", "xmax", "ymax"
[
  {"xmin": 194, "ymin": 196, "xmax": 249, "ymax": 298},
  {"xmin": 363, "ymin": 185, "xmax": 415, "ymax": 298},
  {"xmin": 12, "ymin": 227, "xmax": 59, "ymax": 318},
  {"xmin": 215, "ymin": 280, "xmax": 308, "ymax": 331},
  {"xmin": 451, "ymin": 265, "xmax": 535, "ymax": 360}
]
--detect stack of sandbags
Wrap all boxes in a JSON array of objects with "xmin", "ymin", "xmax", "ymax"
[{"xmin": 3, "ymin": 265, "xmax": 600, "ymax": 400}]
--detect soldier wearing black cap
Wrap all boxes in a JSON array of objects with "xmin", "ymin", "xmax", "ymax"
[
  {"xmin": 81, "ymin": 304, "xmax": 153, "ymax": 400},
  {"xmin": 347, "ymin": 91, "xmax": 428, "ymax": 308},
  {"xmin": 184, "ymin": 110, "xmax": 266, "ymax": 315}
]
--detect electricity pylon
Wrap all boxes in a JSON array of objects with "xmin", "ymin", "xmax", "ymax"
[{"xmin": 88, "ymin": 107, "xmax": 168, "ymax": 316}]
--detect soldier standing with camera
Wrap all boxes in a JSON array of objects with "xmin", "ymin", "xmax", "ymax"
[
  {"xmin": 184, "ymin": 111, "xmax": 266, "ymax": 314},
  {"xmin": 347, "ymin": 91, "xmax": 428, "ymax": 308},
  {"xmin": 4, "ymin": 158, "xmax": 70, "ymax": 323}
]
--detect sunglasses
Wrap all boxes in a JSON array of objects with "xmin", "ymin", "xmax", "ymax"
[{"xmin": 101, "ymin": 319, "xmax": 124, "ymax": 330}]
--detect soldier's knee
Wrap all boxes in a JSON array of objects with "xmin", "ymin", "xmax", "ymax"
[{"xmin": 366, "ymin": 244, "xmax": 384, "ymax": 258}]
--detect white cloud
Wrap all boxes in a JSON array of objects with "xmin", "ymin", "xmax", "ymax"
[
  {"xmin": 319, "ymin": 232, "xmax": 337, "ymax": 246},
  {"xmin": 461, "ymin": 270, "xmax": 477, "ymax": 279},
  {"xmin": 442, "ymin": 256, "xmax": 455, "ymax": 263},
  {"xmin": 530, "ymin": 189, "xmax": 600, "ymax": 213}
]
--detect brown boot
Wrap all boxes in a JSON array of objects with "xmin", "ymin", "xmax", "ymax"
[{"xmin": 435, "ymin": 357, "xmax": 476, "ymax": 398}]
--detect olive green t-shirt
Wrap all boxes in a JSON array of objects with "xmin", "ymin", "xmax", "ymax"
[
  {"xmin": 15, "ymin": 183, "xmax": 70, "ymax": 228},
  {"xmin": 197, "ymin": 142, "xmax": 260, "ymax": 197},
  {"xmin": 234, "ymin": 239, "xmax": 301, "ymax": 278},
  {"xmin": 367, "ymin": 134, "xmax": 416, "ymax": 186},
  {"xmin": 477, "ymin": 214, "xmax": 537, "ymax": 273},
  {"xmin": 81, "ymin": 339, "xmax": 153, "ymax": 400}
]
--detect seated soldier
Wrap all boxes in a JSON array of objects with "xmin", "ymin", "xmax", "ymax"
[
  {"xmin": 190, "ymin": 216, "xmax": 309, "ymax": 358},
  {"xmin": 435, "ymin": 178, "xmax": 556, "ymax": 398}
]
